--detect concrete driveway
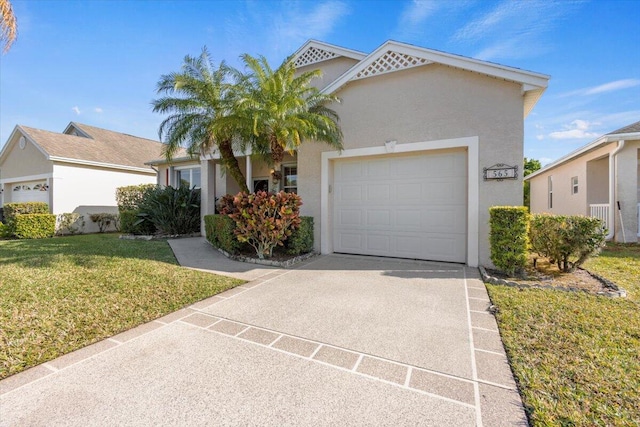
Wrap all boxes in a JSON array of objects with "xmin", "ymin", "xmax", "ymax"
[{"xmin": 0, "ymin": 238, "xmax": 527, "ymax": 426}]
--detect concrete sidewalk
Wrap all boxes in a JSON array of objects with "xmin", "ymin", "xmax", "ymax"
[{"xmin": 0, "ymin": 238, "xmax": 527, "ymax": 426}]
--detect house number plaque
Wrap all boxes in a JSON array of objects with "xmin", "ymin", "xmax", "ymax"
[{"xmin": 483, "ymin": 164, "xmax": 518, "ymax": 181}]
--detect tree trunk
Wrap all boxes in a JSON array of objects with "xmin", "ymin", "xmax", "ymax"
[
  {"xmin": 218, "ymin": 139, "xmax": 249, "ymax": 193},
  {"xmin": 269, "ymin": 134, "xmax": 285, "ymax": 185}
]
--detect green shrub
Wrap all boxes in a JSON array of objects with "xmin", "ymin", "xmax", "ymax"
[
  {"xmin": 204, "ymin": 214, "xmax": 244, "ymax": 254},
  {"xmin": 137, "ymin": 185, "xmax": 200, "ymax": 235},
  {"xmin": 530, "ymin": 213, "xmax": 606, "ymax": 272},
  {"xmin": 14, "ymin": 214, "xmax": 56, "ymax": 239},
  {"xmin": 89, "ymin": 213, "xmax": 118, "ymax": 233},
  {"xmin": 4, "ymin": 202, "xmax": 49, "ymax": 232},
  {"xmin": 489, "ymin": 206, "xmax": 529, "ymax": 276},
  {"xmin": 119, "ymin": 210, "xmax": 156, "ymax": 235},
  {"xmin": 116, "ymin": 184, "xmax": 156, "ymax": 211},
  {"xmin": 0, "ymin": 222, "xmax": 11, "ymax": 238},
  {"xmin": 56, "ymin": 213, "xmax": 85, "ymax": 235},
  {"xmin": 227, "ymin": 191, "xmax": 302, "ymax": 259},
  {"xmin": 285, "ymin": 216, "xmax": 314, "ymax": 255}
]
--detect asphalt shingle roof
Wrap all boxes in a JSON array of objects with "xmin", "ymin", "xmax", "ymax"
[
  {"xmin": 20, "ymin": 122, "xmax": 167, "ymax": 170},
  {"xmin": 608, "ymin": 120, "xmax": 640, "ymax": 135}
]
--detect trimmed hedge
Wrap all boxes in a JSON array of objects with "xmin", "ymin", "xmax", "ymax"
[
  {"xmin": 116, "ymin": 184, "xmax": 156, "ymax": 211},
  {"xmin": 0, "ymin": 222, "xmax": 10, "ymax": 238},
  {"xmin": 489, "ymin": 206, "xmax": 529, "ymax": 276},
  {"xmin": 530, "ymin": 213, "xmax": 606, "ymax": 272},
  {"xmin": 204, "ymin": 214, "xmax": 243, "ymax": 254},
  {"xmin": 14, "ymin": 214, "xmax": 56, "ymax": 239},
  {"xmin": 285, "ymin": 216, "xmax": 314, "ymax": 255},
  {"xmin": 4, "ymin": 202, "xmax": 49, "ymax": 232}
]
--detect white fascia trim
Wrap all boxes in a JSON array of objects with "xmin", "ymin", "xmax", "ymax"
[
  {"xmin": 525, "ymin": 132, "xmax": 640, "ymax": 182},
  {"xmin": 145, "ymin": 156, "xmax": 198, "ymax": 166},
  {"xmin": 0, "ymin": 172, "xmax": 54, "ymax": 184},
  {"xmin": 525, "ymin": 136, "xmax": 611, "ymax": 181},
  {"xmin": 292, "ymin": 40, "xmax": 367, "ymax": 65},
  {"xmin": 202, "ymin": 146, "xmax": 253, "ymax": 161},
  {"xmin": 50, "ymin": 157, "xmax": 155, "ymax": 174},
  {"xmin": 322, "ymin": 40, "xmax": 549, "ymax": 95},
  {"xmin": 320, "ymin": 136, "xmax": 479, "ymax": 267}
]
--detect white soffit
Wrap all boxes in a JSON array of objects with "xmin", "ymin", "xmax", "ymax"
[{"xmin": 292, "ymin": 40, "xmax": 366, "ymax": 68}]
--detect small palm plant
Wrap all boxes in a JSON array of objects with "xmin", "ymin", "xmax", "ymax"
[{"xmin": 236, "ymin": 54, "xmax": 343, "ymax": 182}]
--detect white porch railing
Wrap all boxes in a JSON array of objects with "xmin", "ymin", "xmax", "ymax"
[{"xmin": 590, "ymin": 204, "xmax": 610, "ymax": 232}]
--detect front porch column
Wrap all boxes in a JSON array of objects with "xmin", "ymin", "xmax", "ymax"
[
  {"xmin": 200, "ymin": 159, "xmax": 216, "ymax": 236},
  {"xmin": 245, "ymin": 156, "xmax": 252, "ymax": 193}
]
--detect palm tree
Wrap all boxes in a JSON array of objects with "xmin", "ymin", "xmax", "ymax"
[
  {"xmin": 152, "ymin": 48, "xmax": 250, "ymax": 193},
  {"xmin": 237, "ymin": 54, "xmax": 343, "ymax": 183},
  {"xmin": 1, "ymin": 0, "xmax": 18, "ymax": 53}
]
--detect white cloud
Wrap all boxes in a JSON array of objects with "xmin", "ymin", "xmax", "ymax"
[
  {"xmin": 452, "ymin": 0, "xmax": 581, "ymax": 61},
  {"xmin": 270, "ymin": 1, "xmax": 350, "ymax": 55},
  {"xmin": 548, "ymin": 119, "xmax": 599, "ymax": 140},
  {"xmin": 72, "ymin": 106, "xmax": 81, "ymax": 115},
  {"xmin": 536, "ymin": 134, "xmax": 545, "ymax": 140},
  {"xmin": 94, "ymin": 107, "xmax": 103, "ymax": 113},
  {"xmin": 559, "ymin": 79, "xmax": 640, "ymax": 98}
]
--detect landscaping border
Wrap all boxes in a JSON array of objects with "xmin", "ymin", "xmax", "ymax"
[
  {"xmin": 478, "ymin": 266, "xmax": 626, "ymax": 298},
  {"xmin": 119, "ymin": 232, "xmax": 201, "ymax": 241},
  {"xmin": 210, "ymin": 242, "xmax": 317, "ymax": 268}
]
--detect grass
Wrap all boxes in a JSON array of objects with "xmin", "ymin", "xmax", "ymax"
[
  {"xmin": 0, "ymin": 234, "xmax": 243, "ymax": 380},
  {"xmin": 487, "ymin": 243, "xmax": 640, "ymax": 426}
]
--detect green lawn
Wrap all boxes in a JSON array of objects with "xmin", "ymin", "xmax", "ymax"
[
  {"xmin": 0, "ymin": 234, "xmax": 243, "ymax": 380},
  {"xmin": 487, "ymin": 244, "xmax": 640, "ymax": 426}
]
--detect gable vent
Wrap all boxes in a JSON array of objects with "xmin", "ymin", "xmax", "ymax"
[
  {"xmin": 294, "ymin": 46, "xmax": 338, "ymax": 67},
  {"xmin": 354, "ymin": 51, "xmax": 430, "ymax": 80}
]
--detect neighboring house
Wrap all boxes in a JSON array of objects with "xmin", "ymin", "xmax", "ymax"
[
  {"xmin": 151, "ymin": 40, "xmax": 550, "ymax": 267},
  {"xmin": 0, "ymin": 122, "xmax": 165, "ymax": 233},
  {"xmin": 526, "ymin": 120, "xmax": 640, "ymax": 243}
]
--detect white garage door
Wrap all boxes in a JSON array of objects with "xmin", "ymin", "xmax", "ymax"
[
  {"xmin": 333, "ymin": 150, "xmax": 467, "ymax": 263},
  {"xmin": 10, "ymin": 182, "xmax": 50, "ymax": 205}
]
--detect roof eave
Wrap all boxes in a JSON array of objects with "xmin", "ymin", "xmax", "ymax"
[
  {"xmin": 50, "ymin": 156, "xmax": 155, "ymax": 174},
  {"xmin": 322, "ymin": 40, "xmax": 549, "ymax": 96}
]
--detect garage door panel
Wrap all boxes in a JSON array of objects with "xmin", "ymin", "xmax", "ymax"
[
  {"xmin": 367, "ymin": 184, "xmax": 391, "ymax": 200},
  {"xmin": 333, "ymin": 150, "xmax": 467, "ymax": 263},
  {"xmin": 339, "ymin": 185, "xmax": 363, "ymax": 202},
  {"xmin": 366, "ymin": 210, "xmax": 391, "ymax": 226},
  {"xmin": 338, "ymin": 233, "xmax": 363, "ymax": 251},
  {"xmin": 337, "ymin": 209, "xmax": 362, "ymax": 226}
]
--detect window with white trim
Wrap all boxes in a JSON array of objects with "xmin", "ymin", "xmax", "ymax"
[
  {"xmin": 548, "ymin": 176, "xmax": 553, "ymax": 209},
  {"xmin": 282, "ymin": 165, "xmax": 297, "ymax": 193},
  {"xmin": 176, "ymin": 167, "xmax": 201, "ymax": 189},
  {"xmin": 571, "ymin": 176, "xmax": 578, "ymax": 195}
]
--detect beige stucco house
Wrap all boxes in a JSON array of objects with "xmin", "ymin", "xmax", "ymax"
[
  {"xmin": 526, "ymin": 120, "xmax": 640, "ymax": 243},
  {"xmin": 0, "ymin": 122, "xmax": 164, "ymax": 233},
  {"xmin": 151, "ymin": 40, "xmax": 550, "ymax": 267}
]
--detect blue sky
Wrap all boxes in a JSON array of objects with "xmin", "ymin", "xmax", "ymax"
[{"xmin": 1, "ymin": 0, "xmax": 639, "ymax": 165}]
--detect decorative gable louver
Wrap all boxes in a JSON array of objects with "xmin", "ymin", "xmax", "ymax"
[
  {"xmin": 294, "ymin": 46, "xmax": 338, "ymax": 67},
  {"xmin": 354, "ymin": 51, "xmax": 430, "ymax": 80}
]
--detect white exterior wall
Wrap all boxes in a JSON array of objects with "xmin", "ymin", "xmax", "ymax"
[
  {"xmin": 529, "ymin": 139, "xmax": 639, "ymax": 242},
  {"xmin": 615, "ymin": 140, "xmax": 639, "ymax": 241},
  {"xmin": 529, "ymin": 144, "xmax": 613, "ymax": 216},
  {"xmin": 52, "ymin": 163, "xmax": 156, "ymax": 233},
  {"xmin": 298, "ymin": 64, "xmax": 525, "ymax": 267}
]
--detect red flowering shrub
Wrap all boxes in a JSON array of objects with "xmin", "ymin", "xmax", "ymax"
[{"xmin": 226, "ymin": 191, "xmax": 302, "ymax": 259}]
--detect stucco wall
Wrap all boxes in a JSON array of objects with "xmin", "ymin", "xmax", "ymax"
[
  {"xmin": 0, "ymin": 133, "xmax": 53, "ymax": 178},
  {"xmin": 298, "ymin": 63, "xmax": 525, "ymax": 266},
  {"xmin": 297, "ymin": 57, "xmax": 359, "ymax": 91},
  {"xmin": 52, "ymin": 162, "xmax": 156, "ymax": 219},
  {"xmin": 529, "ymin": 144, "xmax": 613, "ymax": 216},
  {"xmin": 529, "ymin": 140, "xmax": 639, "ymax": 241},
  {"xmin": 586, "ymin": 157, "xmax": 609, "ymax": 205},
  {"xmin": 615, "ymin": 140, "xmax": 639, "ymax": 241}
]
